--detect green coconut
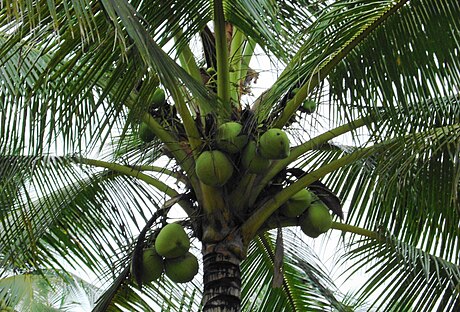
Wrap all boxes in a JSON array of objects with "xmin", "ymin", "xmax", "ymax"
[
  {"xmin": 155, "ymin": 223, "xmax": 190, "ymax": 258},
  {"xmin": 281, "ymin": 189, "xmax": 313, "ymax": 217},
  {"xmin": 195, "ymin": 150, "xmax": 234, "ymax": 186},
  {"xmin": 136, "ymin": 248, "xmax": 164, "ymax": 284},
  {"xmin": 206, "ymin": 67, "xmax": 217, "ymax": 76},
  {"xmin": 300, "ymin": 202, "xmax": 332, "ymax": 238},
  {"xmin": 151, "ymin": 88, "xmax": 166, "ymax": 108},
  {"xmin": 165, "ymin": 252, "xmax": 199, "ymax": 283},
  {"xmin": 241, "ymin": 140, "xmax": 271, "ymax": 174},
  {"xmin": 302, "ymin": 100, "xmax": 316, "ymax": 113},
  {"xmin": 139, "ymin": 122, "xmax": 155, "ymax": 143},
  {"xmin": 258, "ymin": 128, "xmax": 290, "ymax": 159},
  {"xmin": 216, "ymin": 122, "xmax": 248, "ymax": 153},
  {"xmin": 291, "ymin": 87, "xmax": 300, "ymax": 96}
]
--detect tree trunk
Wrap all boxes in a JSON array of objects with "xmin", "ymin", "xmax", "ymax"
[{"xmin": 202, "ymin": 247, "xmax": 242, "ymax": 312}]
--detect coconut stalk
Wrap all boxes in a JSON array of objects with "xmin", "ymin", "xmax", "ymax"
[{"xmin": 213, "ymin": 0, "xmax": 231, "ymax": 120}]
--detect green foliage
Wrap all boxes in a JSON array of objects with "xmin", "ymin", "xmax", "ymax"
[
  {"xmin": 242, "ymin": 230, "xmax": 353, "ymax": 311},
  {"xmin": 1, "ymin": 0, "xmax": 459, "ymax": 311}
]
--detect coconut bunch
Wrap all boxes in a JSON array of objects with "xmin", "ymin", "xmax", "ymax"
[
  {"xmin": 280, "ymin": 189, "xmax": 333, "ymax": 238},
  {"xmin": 192, "ymin": 119, "xmax": 332, "ymax": 238},
  {"xmin": 131, "ymin": 223, "xmax": 199, "ymax": 285},
  {"xmin": 136, "ymin": 80, "xmax": 332, "ymax": 247},
  {"xmin": 195, "ymin": 122, "xmax": 291, "ymax": 187}
]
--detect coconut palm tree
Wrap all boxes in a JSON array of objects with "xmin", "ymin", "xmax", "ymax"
[{"xmin": 1, "ymin": 0, "xmax": 459, "ymax": 311}]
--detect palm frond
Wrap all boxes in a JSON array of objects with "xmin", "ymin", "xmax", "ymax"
[
  {"xmin": 0, "ymin": 154, "xmax": 178, "ymax": 277},
  {"xmin": 255, "ymin": 0, "xmax": 407, "ymax": 124},
  {"xmin": 241, "ymin": 229, "xmax": 351, "ymax": 311},
  {"xmin": 1, "ymin": 1, "xmax": 100, "ymax": 46},
  {"xmin": 343, "ymin": 234, "xmax": 460, "ymax": 312},
  {"xmin": 0, "ymin": 0, "xmax": 212, "ymax": 156},
  {"xmin": 225, "ymin": 0, "xmax": 325, "ymax": 62},
  {"xmin": 0, "ymin": 21, "xmax": 146, "ymax": 154},
  {"xmin": 0, "ymin": 269, "xmax": 100, "ymax": 311},
  {"xmin": 135, "ymin": 0, "xmax": 211, "ymax": 55},
  {"xmin": 322, "ymin": 124, "xmax": 460, "ymax": 257},
  {"xmin": 301, "ymin": 124, "xmax": 460, "ymax": 310},
  {"xmin": 328, "ymin": 0, "xmax": 460, "ymax": 134},
  {"xmin": 99, "ymin": 0, "xmax": 216, "ymax": 111}
]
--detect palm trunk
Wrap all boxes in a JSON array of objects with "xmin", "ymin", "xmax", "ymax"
[{"xmin": 202, "ymin": 248, "xmax": 242, "ymax": 311}]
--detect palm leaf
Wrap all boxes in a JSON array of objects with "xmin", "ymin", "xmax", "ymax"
[
  {"xmin": 135, "ymin": 0, "xmax": 211, "ymax": 54},
  {"xmin": 0, "ymin": 269, "xmax": 100, "ymax": 311},
  {"xmin": 324, "ymin": 124, "xmax": 460, "ymax": 256},
  {"xmin": 0, "ymin": 154, "xmax": 179, "ymax": 275},
  {"xmin": 99, "ymin": 0, "xmax": 216, "ymax": 111},
  {"xmin": 254, "ymin": 0, "xmax": 408, "ymax": 124},
  {"xmin": 225, "ymin": 0, "xmax": 325, "ymax": 62},
  {"xmin": 241, "ymin": 229, "xmax": 352, "ymax": 311},
  {"xmin": 343, "ymin": 234, "xmax": 460, "ymax": 311},
  {"xmin": 328, "ymin": 0, "xmax": 460, "ymax": 134},
  {"xmin": 0, "ymin": 25, "xmax": 144, "ymax": 154}
]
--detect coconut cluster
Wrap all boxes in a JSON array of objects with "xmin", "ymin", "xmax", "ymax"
[
  {"xmin": 138, "ymin": 87, "xmax": 166, "ymax": 143},
  {"xmin": 195, "ymin": 121, "xmax": 291, "ymax": 187},
  {"xmin": 131, "ymin": 223, "xmax": 199, "ymax": 285},
  {"xmin": 135, "ymin": 84, "xmax": 329, "ymax": 241},
  {"xmin": 280, "ymin": 189, "xmax": 333, "ymax": 238},
  {"xmin": 299, "ymin": 201, "xmax": 332, "ymax": 238}
]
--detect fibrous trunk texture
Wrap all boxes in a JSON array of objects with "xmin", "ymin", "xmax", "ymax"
[{"xmin": 202, "ymin": 249, "xmax": 242, "ymax": 312}]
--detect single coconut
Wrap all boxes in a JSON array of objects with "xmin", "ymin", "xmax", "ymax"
[
  {"xmin": 195, "ymin": 150, "xmax": 234, "ymax": 186},
  {"xmin": 258, "ymin": 128, "xmax": 290, "ymax": 159},
  {"xmin": 216, "ymin": 122, "xmax": 248, "ymax": 153},
  {"xmin": 281, "ymin": 189, "xmax": 313, "ymax": 217},
  {"xmin": 302, "ymin": 100, "xmax": 316, "ymax": 113},
  {"xmin": 165, "ymin": 252, "xmax": 199, "ymax": 283},
  {"xmin": 155, "ymin": 223, "xmax": 190, "ymax": 258},
  {"xmin": 300, "ymin": 202, "xmax": 332, "ymax": 238},
  {"xmin": 206, "ymin": 67, "xmax": 217, "ymax": 76},
  {"xmin": 151, "ymin": 88, "xmax": 166, "ymax": 108},
  {"xmin": 136, "ymin": 248, "xmax": 164, "ymax": 284},
  {"xmin": 139, "ymin": 122, "xmax": 155, "ymax": 143},
  {"xmin": 291, "ymin": 87, "xmax": 300, "ymax": 96},
  {"xmin": 241, "ymin": 140, "xmax": 270, "ymax": 174}
]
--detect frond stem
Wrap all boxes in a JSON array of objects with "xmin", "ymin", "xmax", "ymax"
[
  {"xmin": 240, "ymin": 39, "xmax": 256, "ymax": 83},
  {"xmin": 213, "ymin": 0, "xmax": 231, "ymax": 119},
  {"xmin": 331, "ymin": 222, "xmax": 380, "ymax": 240},
  {"xmin": 169, "ymin": 87, "xmax": 203, "ymax": 159},
  {"xmin": 75, "ymin": 157, "xmax": 194, "ymax": 215},
  {"xmin": 258, "ymin": 220, "xmax": 380, "ymax": 241},
  {"xmin": 229, "ymin": 27, "xmax": 245, "ymax": 105},
  {"xmin": 175, "ymin": 31, "xmax": 202, "ymax": 83}
]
